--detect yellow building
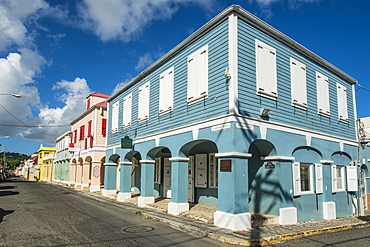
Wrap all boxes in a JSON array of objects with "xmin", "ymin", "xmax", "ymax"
[{"xmin": 37, "ymin": 144, "xmax": 56, "ymax": 182}]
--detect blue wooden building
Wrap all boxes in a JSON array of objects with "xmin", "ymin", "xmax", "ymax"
[{"xmin": 103, "ymin": 5, "xmax": 367, "ymax": 230}]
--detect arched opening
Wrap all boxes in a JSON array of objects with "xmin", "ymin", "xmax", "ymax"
[
  {"xmin": 179, "ymin": 140, "xmax": 218, "ymax": 206},
  {"xmin": 148, "ymin": 147, "xmax": 172, "ymax": 198},
  {"xmin": 248, "ymin": 140, "xmax": 278, "ymax": 215},
  {"xmin": 124, "ymin": 151, "xmax": 142, "ymax": 193}
]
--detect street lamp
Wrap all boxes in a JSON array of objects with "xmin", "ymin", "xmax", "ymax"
[{"xmin": 0, "ymin": 93, "xmax": 21, "ymax": 98}]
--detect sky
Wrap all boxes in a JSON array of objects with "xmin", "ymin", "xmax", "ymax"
[{"xmin": 0, "ymin": 0, "xmax": 370, "ymax": 156}]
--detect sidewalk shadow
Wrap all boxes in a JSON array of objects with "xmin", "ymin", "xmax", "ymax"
[
  {"xmin": 0, "ymin": 191, "xmax": 19, "ymax": 197},
  {"xmin": 0, "ymin": 208, "xmax": 14, "ymax": 223}
]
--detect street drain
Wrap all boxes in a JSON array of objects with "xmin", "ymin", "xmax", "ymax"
[{"xmin": 122, "ymin": 226, "xmax": 154, "ymax": 233}]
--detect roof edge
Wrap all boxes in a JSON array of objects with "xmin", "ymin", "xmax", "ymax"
[{"xmin": 108, "ymin": 4, "xmax": 357, "ymax": 102}]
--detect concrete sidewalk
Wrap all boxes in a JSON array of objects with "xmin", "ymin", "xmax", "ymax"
[{"xmin": 65, "ymin": 185, "xmax": 370, "ymax": 246}]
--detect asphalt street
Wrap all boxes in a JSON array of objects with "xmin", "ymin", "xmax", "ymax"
[{"xmin": 0, "ymin": 177, "xmax": 230, "ymax": 246}]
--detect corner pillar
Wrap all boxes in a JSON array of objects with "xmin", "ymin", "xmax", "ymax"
[{"xmin": 214, "ymin": 152, "xmax": 252, "ymax": 231}]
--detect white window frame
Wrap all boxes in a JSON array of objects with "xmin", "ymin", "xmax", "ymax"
[
  {"xmin": 290, "ymin": 57, "xmax": 307, "ymax": 110},
  {"xmin": 292, "ymin": 162, "xmax": 314, "ymax": 196},
  {"xmin": 123, "ymin": 93, "xmax": 132, "ymax": 128},
  {"xmin": 255, "ymin": 39, "xmax": 277, "ymax": 100},
  {"xmin": 346, "ymin": 166, "xmax": 358, "ymax": 192},
  {"xmin": 154, "ymin": 158, "xmax": 161, "ymax": 184},
  {"xmin": 208, "ymin": 153, "xmax": 218, "ymax": 188},
  {"xmin": 316, "ymin": 71, "xmax": 330, "ymax": 117},
  {"xmin": 187, "ymin": 45, "xmax": 208, "ymax": 104},
  {"xmin": 159, "ymin": 66, "xmax": 174, "ymax": 115},
  {"xmin": 315, "ymin": 163, "xmax": 323, "ymax": 194},
  {"xmin": 111, "ymin": 101, "xmax": 119, "ymax": 132},
  {"xmin": 336, "ymin": 165, "xmax": 345, "ymax": 192},
  {"xmin": 138, "ymin": 82, "xmax": 150, "ymax": 122},
  {"xmin": 337, "ymin": 83, "xmax": 348, "ymax": 123},
  {"xmin": 331, "ymin": 165, "xmax": 337, "ymax": 193}
]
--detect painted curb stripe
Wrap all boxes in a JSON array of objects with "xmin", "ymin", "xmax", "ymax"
[{"xmin": 219, "ymin": 222, "xmax": 370, "ymax": 246}]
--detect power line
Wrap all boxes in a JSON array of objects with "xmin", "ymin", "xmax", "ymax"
[
  {"xmin": 0, "ymin": 124, "xmax": 70, "ymax": 127},
  {"xmin": 0, "ymin": 102, "xmax": 63, "ymax": 136}
]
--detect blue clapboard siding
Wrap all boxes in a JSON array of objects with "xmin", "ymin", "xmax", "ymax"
[
  {"xmin": 107, "ymin": 19, "xmax": 229, "ymax": 146},
  {"xmin": 237, "ymin": 18, "xmax": 356, "ymax": 141}
]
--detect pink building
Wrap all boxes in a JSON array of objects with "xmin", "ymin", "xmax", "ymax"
[{"xmin": 69, "ymin": 92, "xmax": 109, "ymax": 192}]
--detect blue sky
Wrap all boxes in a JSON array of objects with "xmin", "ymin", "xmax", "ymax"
[{"xmin": 0, "ymin": 0, "xmax": 369, "ymax": 155}]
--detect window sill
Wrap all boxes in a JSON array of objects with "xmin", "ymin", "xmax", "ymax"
[
  {"xmin": 318, "ymin": 110, "xmax": 330, "ymax": 118},
  {"xmin": 111, "ymin": 129, "xmax": 118, "ymax": 134},
  {"xmin": 292, "ymin": 102, "xmax": 308, "ymax": 111},
  {"xmin": 187, "ymin": 94, "xmax": 208, "ymax": 105},
  {"xmin": 257, "ymin": 90, "xmax": 278, "ymax": 101},
  {"xmin": 301, "ymin": 191, "xmax": 314, "ymax": 195},
  {"xmin": 158, "ymin": 107, "xmax": 173, "ymax": 116},
  {"xmin": 137, "ymin": 117, "xmax": 148, "ymax": 123},
  {"xmin": 122, "ymin": 123, "xmax": 131, "ymax": 129},
  {"xmin": 339, "ymin": 117, "xmax": 349, "ymax": 124}
]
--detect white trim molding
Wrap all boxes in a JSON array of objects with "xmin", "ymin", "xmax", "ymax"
[
  {"xmin": 169, "ymin": 157, "xmax": 190, "ymax": 162},
  {"xmin": 261, "ymin": 156, "xmax": 295, "ymax": 161},
  {"xmin": 215, "ymin": 152, "xmax": 252, "ymax": 159},
  {"xmin": 119, "ymin": 161, "xmax": 132, "ymax": 165},
  {"xmin": 103, "ymin": 163, "xmax": 117, "ymax": 166},
  {"xmin": 139, "ymin": 160, "xmax": 155, "ymax": 164},
  {"xmin": 320, "ymin": 160, "xmax": 334, "ymax": 164}
]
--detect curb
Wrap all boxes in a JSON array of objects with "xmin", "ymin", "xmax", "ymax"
[{"xmin": 219, "ymin": 221, "xmax": 370, "ymax": 246}]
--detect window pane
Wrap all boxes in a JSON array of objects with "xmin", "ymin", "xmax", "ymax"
[
  {"xmin": 336, "ymin": 166, "xmax": 343, "ymax": 190},
  {"xmin": 300, "ymin": 165, "xmax": 310, "ymax": 192}
]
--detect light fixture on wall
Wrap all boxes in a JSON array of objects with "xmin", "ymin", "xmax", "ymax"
[{"xmin": 260, "ymin": 108, "xmax": 270, "ymax": 117}]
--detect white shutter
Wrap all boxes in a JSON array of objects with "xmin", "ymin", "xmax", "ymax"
[
  {"xmin": 331, "ymin": 165, "xmax": 337, "ymax": 193},
  {"xmin": 187, "ymin": 45, "xmax": 208, "ymax": 103},
  {"xmin": 123, "ymin": 94, "xmax": 132, "ymax": 127},
  {"xmin": 187, "ymin": 56, "xmax": 196, "ymax": 101},
  {"xmin": 256, "ymin": 39, "xmax": 277, "ymax": 98},
  {"xmin": 347, "ymin": 166, "xmax": 358, "ymax": 192},
  {"xmin": 337, "ymin": 83, "xmax": 348, "ymax": 122},
  {"xmin": 292, "ymin": 162, "xmax": 301, "ymax": 196},
  {"xmin": 316, "ymin": 72, "xmax": 330, "ymax": 116},
  {"xmin": 315, "ymin": 163, "xmax": 323, "ymax": 194},
  {"xmin": 291, "ymin": 58, "xmax": 307, "ymax": 108},
  {"xmin": 111, "ymin": 102, "xmax": 119, "ymax": 131},
  {"xmin": 138, "ymin": 82, "xmax": 150, "ymax": 121},
  {"xmin": 197, "ymin": 48, "xmax": 208, "ymax": 98},
  {"xmin": 159, "ymin": 67, "xmax": 174, "ymax": 114}
]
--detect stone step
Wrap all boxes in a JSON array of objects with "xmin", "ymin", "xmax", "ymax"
[{"xmin": 251, "ymin": 213, "xmax": 279, "ymax": 227}]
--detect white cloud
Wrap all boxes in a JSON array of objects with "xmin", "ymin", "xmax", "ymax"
[
  {"xmin": 19, "ymin": 77, "xmax": 93, "ymax": 144},
  {"xmin": 78, "ymin": 0, "xmax": 217, "ymax": 42},
  {"xmin": 0, "ymin": 0, "xmax": 49, "ymax": 51},
  {"xmin": 0, "ymin": 49, "xmax": 43, "ymax": 135}
]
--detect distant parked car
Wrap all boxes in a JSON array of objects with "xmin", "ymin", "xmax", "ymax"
[
  {"xmin": 0, "ymin": 172, "xmax": 6, "ymax": 182},
  {"xmin": 4, "ymin": 171, "xmax": 9, "ymax": 178}
]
